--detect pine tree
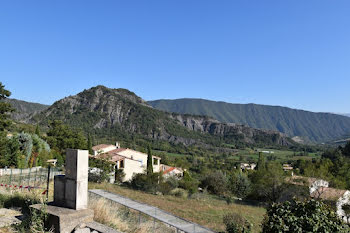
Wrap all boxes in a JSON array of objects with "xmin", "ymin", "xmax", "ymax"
[
  {"xmin": 0, "ymin": 82, "xmax": 14, "ymax": 131},
  {"xmin": 256, "ymin": 152, "xmax": 266, "ymax": 171},
  {"xmin": 147, "ymin": 144, "xmax": 153, "ymax": 175},
  {"xmin": 35, "ymin": 124, "xmax": 41, "ymax": 136},
  {"xmin": 87, "ymin": 133, "xmax": 93, "ymax": 154}
]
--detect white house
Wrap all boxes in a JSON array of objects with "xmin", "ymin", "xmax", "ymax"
[
  {"xmin": 287, "ymin": 175, "xmax": 350, "ymax": 223},
  {"xmin": 160, "ymin": 164, "xmax": 184, "ymax": 178},
  {"xmin": 91, "ymin": 143, "xmax": 161, "ymax": 182}
]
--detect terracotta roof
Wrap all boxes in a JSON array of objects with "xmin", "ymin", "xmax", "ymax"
[
  {"xmin": 92, "ymin": 144, "xmax": 114, "ymax": 151},
  {"xmin": 163, "ymin": 167, "xmax": 176, "ymax": 175},
  {"xmin": 94, "ymin": 152, "xmax": 124, "ymax": 163},
  {"xmin": 286, "ymin": 176, "xmax": 321, "ymax": 186},
  {"xmin": 311, "ymin": 187, "xmax": 347, "ymax": 201}
]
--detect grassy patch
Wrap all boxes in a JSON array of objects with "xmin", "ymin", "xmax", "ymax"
[{"xmin": 89, "ymin": 182, "xmax": 266, "ymax": 233}]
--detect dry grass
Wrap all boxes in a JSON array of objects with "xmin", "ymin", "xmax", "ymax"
[
  {"xmin": 89, "ymin": 182, "xmax": 266, "ymax": 233},
  {"xmin": 89, "ymin": 195, "xmax": 175, "ymax": 233}
]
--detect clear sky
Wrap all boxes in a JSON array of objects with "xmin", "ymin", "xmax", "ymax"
[{"xmin": 1, "ymin": 1, "xmax": 349, "ymax": 113}]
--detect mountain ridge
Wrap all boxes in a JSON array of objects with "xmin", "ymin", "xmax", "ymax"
[
  {"xmin": 148, "ymin": 98, "xmax": 350, "ymax": 143},
  {"xmin": 30, "ymin": 85, "xmax": 294, "ymax": 148}
]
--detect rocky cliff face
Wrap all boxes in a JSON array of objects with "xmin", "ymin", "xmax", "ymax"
[
  {"xmin": 171, "ymin": 114, "xmax": 292, "ymax": 146},
  {"xmin": 32, "ymin": 85, "xmax": 294, "ymax": 147}
]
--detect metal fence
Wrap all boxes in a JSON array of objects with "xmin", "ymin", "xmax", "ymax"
[
  {"xmin": 0, "ymin": 166, "xmax": 62, "ymax": 194},
  {"xmin": 89, "ymin": 189, "xmax": 215, "ymax": 233}
]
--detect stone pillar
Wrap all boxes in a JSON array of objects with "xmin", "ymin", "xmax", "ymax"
[{"xmin": 64, "ymin": 149, "xmax": 89, "ymax": 210}]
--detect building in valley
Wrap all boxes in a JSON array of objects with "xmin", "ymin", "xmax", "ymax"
[
  {"xmin": 91, "ymin": 142, "xmax": 161, "ymax": 181},
  {"xmin": 287, "ymin": 175, "xmax": 350, "ymax": 223}
]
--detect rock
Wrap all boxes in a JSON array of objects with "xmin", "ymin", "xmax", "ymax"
[{"xmin": 74, "ymin": 228, "xmax": 90, "ymax": 233}]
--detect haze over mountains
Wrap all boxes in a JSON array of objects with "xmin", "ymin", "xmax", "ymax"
[
  {"xmin": 148, "ymin": 99, "xmax": 350, "ymax": 143},
  {"xmin": 5, "ymin": 86, "xmax": 350, "ymax": 145}
]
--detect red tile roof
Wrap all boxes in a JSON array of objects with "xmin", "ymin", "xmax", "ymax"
[
  {"xmin": 92, "ymin": 144, "xmax": 114, "ymax": 151},
  {"xmin": 311, "ymin": 187, "xmax": 347, "ymax": 201}
]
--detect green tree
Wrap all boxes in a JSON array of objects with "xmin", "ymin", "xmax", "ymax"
[
  {"xmin": 256, "ymin": 152, "xmax": 266, "ymax": 171},
  {"xmin": 35, "ymin": 124, "xmax": 41, "ymax": 136},
  {"xmin": 223, "ymin": 213, "xmax": 251, "ymax": 233},
  {"xmin": 201, "ymin": 170, "xmax": 228, "ymax": 195},
  {"xmin": 46, "ymin": 120, "xmax": 87, "ymax": 156},
  {"xmin": 147, "ymin": 144, "xmax": 153, "ymax": 175},
  {"xmin": 230, "ymin": 172, "xmax": 251, "ymax": 199},
  {"xmin": 262, "ymin": 199, "xmax": 348, "ymax": 232},
  {"xmin": 251, "ymin": 162, "xmax": 285, "ymax": 202},
  {"xmin": 87, "ymin": 133, "xmax": 93, "ymax": 154},
  {"xmin": 0, "ymin": 82, "xmax": 14, "ymax": 131}
]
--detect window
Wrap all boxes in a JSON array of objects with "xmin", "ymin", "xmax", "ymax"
[
  {"xmin": 153, "ymin": 158, "xmax": 158, "ymax": 165},
  {"xmin": 119, "ymin": 160, "xmax": 124, "ymax": 169}
]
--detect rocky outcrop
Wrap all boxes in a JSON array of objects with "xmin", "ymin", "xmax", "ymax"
[{"xmin": 31, "ymin": 85, "xmax": 295, "ymax": 147}]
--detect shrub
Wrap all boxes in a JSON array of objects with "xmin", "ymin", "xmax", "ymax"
[
  {"xmin": 170, "ymin": 188, "xmax": 188, "ymax": 198},
  {"xmin": 223, "ymin": 213, "xmax": 251, "ymax": 233},
  {"xmin": 178, "ymin": 171, "xmax": 198, "ymax": 195},
  {"xmin": 129, "ymin": 172, "xmax": 162, "ymax": 194},
  {"xmin": 201, "ymin": 171, "xmax": 228, "ymax": 195},
  {"xmin": 230, "ymin": 172, "xmax": 251, "ymax": 199},
  {"xmin": 262, "ymin": 199, "xmax": 349, "ymax": 233}
]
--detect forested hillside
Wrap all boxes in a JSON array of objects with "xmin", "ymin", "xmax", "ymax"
[
  {"xmin": 30, "ymin": 86, "xmax": 294, "ymax": 149},
  {"xmin": 148, "ymin": 98, "xmax": 350, "ymax": 143},
  {"xmin": 2, "ymin": 98, "xmax": 48, "ymax": 122}
]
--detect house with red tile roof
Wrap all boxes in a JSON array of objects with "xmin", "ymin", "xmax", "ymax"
[
  {"xmin": 91, "ymin": 142, "xmax": 161, "ymax": 181},
  {"xmin": 160, "ymin": 164, "xmax": 184, "ymax": 178},
  {"xmin": 287, "ymin": 175, "xmax": 350, "ymax": 223}
]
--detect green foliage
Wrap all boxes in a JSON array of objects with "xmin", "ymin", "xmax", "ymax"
[
  {"xmin": 129, "ymin": 172, "xmax": 163, "ymax": 194},
  {"xmin": 250, "ymin": 162, "xmax": 285, "ymax": 202},
  {"xmin": 179, "ymin": 170, "xmax": 198, "ymax": 195},
  {"xmin": 223, "ymin": 213, "xmax": 251, "ymax": 233},
  {"xmin": 256, "ymin": 152, "xmax": 266, "ymax": 171},
  {"xmin": 89, "ymin": 157, "xmax": 115, "ymax": 183},
  {"xmin": 262, "ymin": 199, "xmax": 349, "ymax": 233},
  {"xmin": 87, "ymin": 133, "xmax": 93, "ymax": 154},
  {"xmin": 149, "ymin": 98, "xmax": 350, "ymax": 142},
  {"xmin": 201, "ymin": 170, "xmax": 228, "ymax": 196},
  {"xmin": 229, "ymin": 172, "xmax": 251, "ymax": 199},
  {"xmin": 46, "ymin": 120, "xmax": 87, "ymax": 155},
  {"xmin": 147, "ymin": 144, "xmax": 153, "ymax": 176},
  {"xmin": 0, "ymin": 82, "xmax": 14, "ymax": 131}
]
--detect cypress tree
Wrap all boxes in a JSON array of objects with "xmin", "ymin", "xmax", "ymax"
[
  {"xmin": 35, "ymin": 124, "xmax": 41, "ymax": 136},
  {"xmin": 256, "ymin": 152, "xmax": 266, "ymax": 171},
  {"xmin": 87, "ymin": 133, "xmax": 93, "ymax": 154},
  {"xmin": 147, "ymin": 144, "xmax": 153, "ymax": 175}
]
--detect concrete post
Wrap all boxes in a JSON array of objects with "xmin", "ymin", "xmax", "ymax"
[{"xmin": 64, "ymin": 149, "xmax": 89, "ymax": 210}]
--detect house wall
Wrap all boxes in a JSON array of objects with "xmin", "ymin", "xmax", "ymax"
[
  {"xmin": 310, "ymin": 179, "xmax": 329, "ymax": 194},
  {"xmin": 117, "ymin": 149, "xmax": 160, "ymax": 173},
  {"xmin": 122, "ymin": 159, "xmax": 145, "ymax": 182},
  {"xmin": 336, "ymin": 191, "xmax": 350, "ymax": 223},
  {"xmin": 93, "ymin": 145, "xmax": 116, "ymax": 155}
]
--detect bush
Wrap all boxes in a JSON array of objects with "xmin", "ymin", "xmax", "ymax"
[
  {"xmin": 159, "ymin": 177, "xmax": 178, "ymax": 195},
  {"xmin": 178, "ymin": 171, "xmax": 198, "ymax": 195},
  {"xmin": 201, "ymin": 171, "xmax": 228, "ymax": 195},
  {"xmin": 262, "ymin": 199, "xmax": 349, "ymax": 233},
  {"xmin": 230, "ymin": 172, "xmax": 251, "ymax": 199},
  {"xmin": 129, "ymin": 172, "xmax": 162, "ymax": 194},
  {"xmin": 223, "ymin": 213, "xmax": 251, "ymax": 233},
  {"xmin": 170, "ymin": 188, "xmax": 188, "ymax": 198}
]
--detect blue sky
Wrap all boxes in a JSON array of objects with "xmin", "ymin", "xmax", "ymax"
[{"xmin": 0, "ymin": 1, "xmax": 349, "ymax": 113}]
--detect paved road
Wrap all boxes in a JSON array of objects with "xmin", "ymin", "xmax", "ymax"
[{"xmin": 89, "ymin": 189, "xmax": 215, "ymax": 233}]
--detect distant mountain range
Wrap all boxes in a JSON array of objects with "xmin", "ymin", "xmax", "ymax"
[
  {"xmin": 28, "ymin": 86, "xmax": 293, "ymax": 148},
  {"xmin": 6, "ymin": 87, "xmax": 349, "ymax": 145},
  {"xmin": 2, "ymin": 98, "xmax": 49, "ymax": 121},
  {"xmin": 148, "ymin": 98, "xmax": 350, "ymax": 143}
]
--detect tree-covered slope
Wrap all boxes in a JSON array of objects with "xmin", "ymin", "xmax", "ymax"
[
  {"xmin": 30, "ymin": 86, "xmax": 294, "ymax": 148},
  {"xmin": 148, "ymin": 98, "xmax": 350, "ymax": 143},
  {"xmin": 2, "ymin": 98, "xmax": 49, "ymax": 122}
]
